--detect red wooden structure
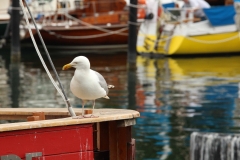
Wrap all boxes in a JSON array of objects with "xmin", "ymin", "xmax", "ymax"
[{"xmin": 0, "ymin": 108, "xmax": 139, "ymax": 160}]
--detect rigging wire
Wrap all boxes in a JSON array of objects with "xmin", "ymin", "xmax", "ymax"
[{"xmin": 20, "ymin": 0, "xmax": 76, "ymax": 117}]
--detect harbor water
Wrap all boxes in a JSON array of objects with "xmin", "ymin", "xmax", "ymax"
[{"xmin": 1, "ymin": 45, "xmax": 240, "ymax": 160}]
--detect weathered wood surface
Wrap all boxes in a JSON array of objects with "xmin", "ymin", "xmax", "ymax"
[{"xmin": 0, "ymin": 108, "xmax": 140, "ymax": 132}]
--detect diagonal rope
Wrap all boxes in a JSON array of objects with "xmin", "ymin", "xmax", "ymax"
[{"xmin": 20, "ymin": 0, "xmax": 76, "ymax": 117}]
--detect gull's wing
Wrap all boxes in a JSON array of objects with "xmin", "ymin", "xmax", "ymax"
[{"xmin": 94, "ymin": 70, "xmax": 109, "ymax": 94}]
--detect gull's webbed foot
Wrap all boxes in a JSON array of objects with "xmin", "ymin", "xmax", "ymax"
[
  {"xmin": 72, "ymin": 115, "xmax": 85, "ymax": 119},
  {"xmin": 83, "ymin": 114, "xmax": 99, "ymax": 118}
]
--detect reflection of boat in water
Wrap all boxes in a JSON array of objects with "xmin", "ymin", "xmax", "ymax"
[
  {"xmin": 160, "ymin": 56, "xmax": 240, "ymax": 80},
  {"xmin": 156, "ymin": 56, "xmax": 240, "ymax": 109},
  {"xmin": 23, "ymin": 0, "xmax": 129, "ymax": 46},
  {"xmin": 135, "ymin": 56, "xmax": 240, "ymax": 160},
  {"xmin": 137, "ymin": 1, "xmax": 240, "ymax": 55},
  {"xmin": 137, "ymin": 55, "xmax": 240, "ymax": 111},
  {"xmin": 0, "ymin": 56, "xmax": 10, "ymax": 108}
]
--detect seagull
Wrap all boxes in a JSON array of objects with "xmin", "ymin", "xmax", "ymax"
[{"xmin": 62, "ymin": 56, "xmax": 114, "ymax": 118}]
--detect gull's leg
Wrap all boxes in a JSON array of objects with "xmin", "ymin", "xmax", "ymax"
[
  {"xmin": 72, "ymin": 100, "xmax": 86, "ymax": 119},
  {"xmin": 84, "ymin": 100, "xmax": 99, "ymax": 118},
  {"xmin": 82, "ymin": 100, "xmax": 86, "ymax": 116},
  {"xmin": 90, "ymin": 100, "xmax": 99, "ymax": 118},
  {"xmin": 92, "ymin": 100, "xmax": 95, "ymax": 115}
]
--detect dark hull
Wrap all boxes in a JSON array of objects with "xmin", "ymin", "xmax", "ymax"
[
  {"xmin": 0, "ymin": 21, "xmax": 8, "ymax": 37},
  {"xmin": 23, "ymin": 24, "xmax": 128, "ymax": 46}
]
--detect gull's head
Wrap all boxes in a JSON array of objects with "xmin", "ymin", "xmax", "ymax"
[{"xmin": 62, "ymin": 56, "xmax": 90, "ymax": 70}]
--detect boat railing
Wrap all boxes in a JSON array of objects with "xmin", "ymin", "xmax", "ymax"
[
  {"xmin": 164, "ymin": 8, "xmax": 197, "ymax": 25},
  {"xmin": 25, "ymin": 0, "xmax": 128, "ymax": 25},
  {"xmin": 21, "ymin": 0, "xmax": 129, "ymax": 40},
  {"xmin": 37, "ymin": 9, "xmax": 128, "ymax": 27}
]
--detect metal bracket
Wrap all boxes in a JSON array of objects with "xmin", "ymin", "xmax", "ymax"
[{"xmin": 117, "ymin": 118, "xmax": 136, "ymax": 127}]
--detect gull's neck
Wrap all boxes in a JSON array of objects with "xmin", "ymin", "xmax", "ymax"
[{"xmin": 74, "ymin": 67, "xmax": 90, "ymax": 76}]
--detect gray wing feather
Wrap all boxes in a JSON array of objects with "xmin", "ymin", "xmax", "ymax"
[{"xmin": 94, "ymin": 71, "xmax": 109, "ymax": 94}]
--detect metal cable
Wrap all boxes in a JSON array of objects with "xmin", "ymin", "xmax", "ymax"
[{"xmin": 22, "ymin": 0, "xmax": 76, "ymax": 117}]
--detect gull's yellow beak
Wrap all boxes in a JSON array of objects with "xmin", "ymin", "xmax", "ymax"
[{"xmin": 62, "ymin": 64, "xmax": 72, "ymax": 70}]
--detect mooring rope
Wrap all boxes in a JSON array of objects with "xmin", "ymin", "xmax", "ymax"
[
  {"xmin": 185, "ymin": 34, "xmax": 240, "ymax": 44},
  {"xmin": 41, "ymin": 26, "xmax": 128, "ymax": 39},
  {"xmin": 64, "ymin": 13, "xmax": 128, "ymax": 35},
  {"xmin": 20, "ymin": 0, "xmax": 76, "ymax": 117}
]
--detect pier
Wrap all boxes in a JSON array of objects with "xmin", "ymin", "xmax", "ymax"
[{"xmin": 0, "ymin": 108, "xmax": 139, "ymax": 160}]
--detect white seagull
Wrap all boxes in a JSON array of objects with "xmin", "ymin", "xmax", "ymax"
[{"xmin": 62, "ymin": 56, "xmax": 114, "ymax": 118}]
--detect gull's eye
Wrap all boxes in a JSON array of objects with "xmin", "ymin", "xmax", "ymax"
[{"xmin": 73, "ymin": 62, "xmax": 78, "ymax": 64}]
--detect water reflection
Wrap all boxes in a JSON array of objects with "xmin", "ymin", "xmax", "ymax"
[
  {"xmin": 0, "ymin": 48, "xmax": 128, "ymax": 109},
  {"xmin": 135, "ymin": 56, "xmax": 240, "ymax": 160},
  {"xmin": 0, "ymin": 56, "xmax": 10, "ymax": 108},
  {"xmin": 2, "ymin": 46, "xmax": 240, "ymax": 159}
]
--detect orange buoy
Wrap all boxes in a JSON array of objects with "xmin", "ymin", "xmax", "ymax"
[{"xmin": 137, "ymin": 0, "xmax": 146, "ymax": 19}]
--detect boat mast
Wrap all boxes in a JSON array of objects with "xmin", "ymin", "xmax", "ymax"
[{"xmin": 128, "ymin": 0, "xmax": 137, "ymax": 68}]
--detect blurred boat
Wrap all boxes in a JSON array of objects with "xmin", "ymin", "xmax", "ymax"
[
  {"xmin": 0, "ymin": 0, "xmax": 10, "ymax": 38},
  {"xmin": 137, "ymin": 1, "xmax": 240, "ymax": 55},
  {"xmin": 23, "ymin": 0, "xmax": 130, "ymax": 46}
]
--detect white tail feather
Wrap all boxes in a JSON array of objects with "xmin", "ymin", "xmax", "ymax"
[
  {"xmin": 103, "ymin": 95, "xmax": 110, "ymax": 99},
  {"xmin": 108, "ymin": 85, "xmax": 114, "ymax": 89}
]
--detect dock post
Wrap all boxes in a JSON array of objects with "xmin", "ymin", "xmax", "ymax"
[
  {"xmin": 9, "ymin": 0, "xmax": 21, "ymax": 108},
  {"xmin": 128, "ymin": 69, "xmax": 136, "ymax": 108},
  {"xmin": 127, "ymin": 0, "xmax": 138, "ymax": 69},
  {"xmin": 11, "ymin": 0, "xmax": 21, "ymax": 62},
  {"xmin": 127, "ymin": 0, "xmax": 138, "ymax": 109}
]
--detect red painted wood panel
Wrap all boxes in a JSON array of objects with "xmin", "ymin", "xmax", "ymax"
[{"xmin": 0, "ymin": 124, "xmax": 93, "ymax": 159}]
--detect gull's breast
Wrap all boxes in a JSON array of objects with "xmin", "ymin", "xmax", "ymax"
[{"xmin": 70, "ymin": 74, "xmax": 106, "ymax": 100}]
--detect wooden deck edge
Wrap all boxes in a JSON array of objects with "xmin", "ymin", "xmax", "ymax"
[{"xmin": 0, "ymin": 108, "xmax": 140, "ymax": 132}]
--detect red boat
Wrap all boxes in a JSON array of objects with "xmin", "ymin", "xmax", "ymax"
[{"xmin": 23, "ymin": 0, "xmax": 130, "ymax": 46}]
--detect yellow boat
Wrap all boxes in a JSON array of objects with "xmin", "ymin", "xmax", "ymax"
[
  {"xmin": 167, "ymin": 31, "xmax": 240, "ymax": 55},
  {"xmin": 137, "ymin": 3, "xmax": 240, "ymax": 55}
]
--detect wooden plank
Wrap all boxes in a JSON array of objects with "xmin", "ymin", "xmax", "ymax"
[
  {"xmin": 99, "ymin": 122, "xmax": 109, "ymax": 151},
  {"xmin": 27, "ymin": 112, "xmax": 46, "ymax": 121},
  {"xmin": 93, "ymin": 123, "xmax": 98, "ymax": 151},
  {"xmin": 0, "ymin": 108, "xmax": 140, "ymax": 132},
  {"xmin": 33, "ymin": 112, "xmax": 45, "ymax": 120},
  {"xmin": 0, "ymin": 115, "xmax": 28, "ymax": 120},
  {"xmin": 0, "ymin": 108, "xmax": 139, "ymax": 117},
  {"xmin": 97, "ymin": 122, "xmax": 100, "ymax": 150},
  {"xmin": 117, "ymin": 119, "xmax": 136, "ymax": 127},
  {"xmin": 127, "ymin": 139, "xmax": 136, "ymax": 160},
  {"xmin": 117, "ymin": 126, "xmax": 132, "ymax": 160},
  {"xmin": 27, "ymin": 116, "xmax": 40, "ymax": 121},
  {"xmin": 81, "ymin": 14, "xmax": 120, "ymax": 25},
  {"xmin": 0, "ymin": 124, "xmax": 93, "ymax": 158},
  {"xmin": 94, "ymin": 150, "xmax": 109, "ymax": 160},
  {"xmin": 109, "ymin": 121, "xmax": 118, "ymax": 160},
  {"xmin": 0, "ymin": 115, "xmax": 69, "ymax": 120}
]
